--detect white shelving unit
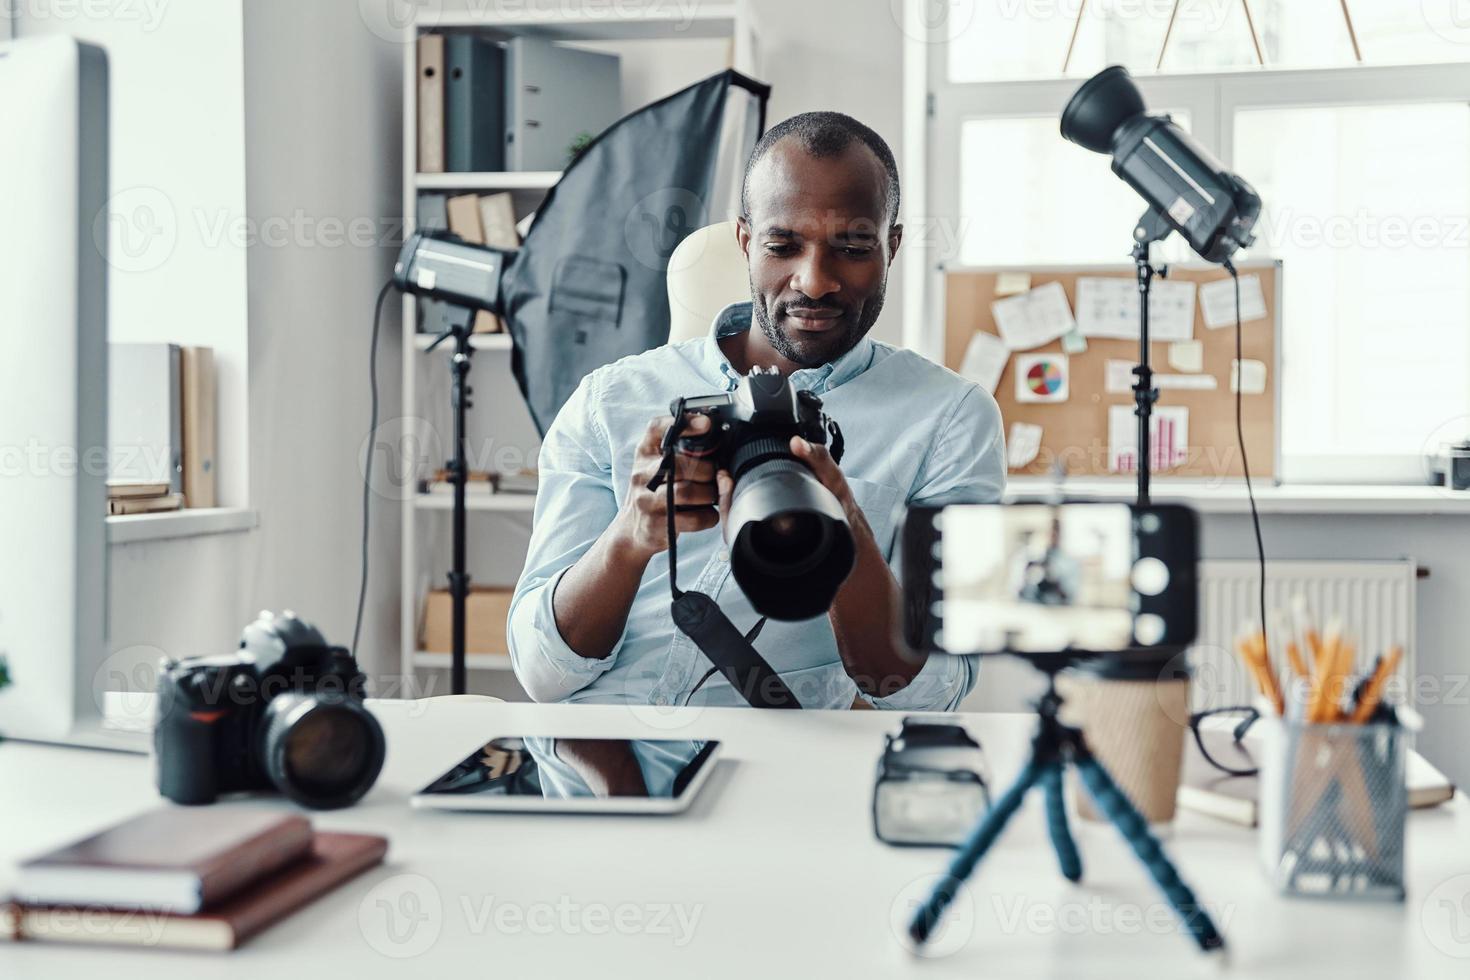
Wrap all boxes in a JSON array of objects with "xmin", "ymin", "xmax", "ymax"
[{"xmin": 397, "ymin": 2, "xmax": 759, "ymax": 688}]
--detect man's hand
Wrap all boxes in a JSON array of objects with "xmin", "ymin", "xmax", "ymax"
[
  {"xmin": 779, "ymin": 435, "xmax": 925, "ymax": 698},
  {"xmin": 613, "ymin": 414, "xmax": 724, "ymax": 562}
]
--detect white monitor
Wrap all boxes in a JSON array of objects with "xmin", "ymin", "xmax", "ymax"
[{"xmin": 0, "ymin": 36, "xmax": 129, "ymax": 749}]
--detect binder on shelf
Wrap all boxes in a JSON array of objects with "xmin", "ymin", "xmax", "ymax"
[
  {"xmin": 444, "ymin": 33, "xmax": 505, "ymax": 173},
  {"xmin": 417, "ymin": 34, "xmax": 446, "ymax": 174},
  {"xmin": 180, "ymin": 346, "xmax": 216, "ymax": 509},
  {"xmin": 504, "ymin": 37, "xmax": 620, "ymax": 172}
]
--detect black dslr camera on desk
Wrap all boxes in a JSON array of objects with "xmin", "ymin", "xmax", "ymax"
[
  {"xmin": 155, "ymin": 611, "xmax": 386, "ymax": 810},
  {"xmin": 664, "ymin": 366, "xmax": 851, "ymax": 620}
]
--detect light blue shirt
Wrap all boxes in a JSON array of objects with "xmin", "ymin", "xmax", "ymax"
[{"xmin": 508, "ymin": 302, "xmax": 1006, "ymax": 711}]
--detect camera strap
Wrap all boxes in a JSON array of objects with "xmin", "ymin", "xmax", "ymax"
[{"xmin": 648, "ymin": 410, "xmax": 802, "ymax": 710}]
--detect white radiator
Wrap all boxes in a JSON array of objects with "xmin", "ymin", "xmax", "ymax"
[{"xmin": 1189, "ymin": 559, "xmax": 1417, "ymax": 710}]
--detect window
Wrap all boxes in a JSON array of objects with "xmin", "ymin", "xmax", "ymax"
[
  {"xmin": 926, "ymin": 25, "xmax": 1470, "ymax": 482},
  {"xmin": 947, "ymin": 1, "xmax": 1470, "ymax": 82}
]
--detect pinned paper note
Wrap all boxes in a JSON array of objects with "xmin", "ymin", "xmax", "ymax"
[
  {"xmin": 1104, "ymin": 359, "xmax": 1135, "ymax": 394},
  {"xmin": 1060, "ymin": 328, "xmax": 1088, "ymax": 354},
  {"xmin": 995, "ymin": 271, "xmax": 1032, "ymax": 297},
  {"xmin": 1168, "ymin": 340, "xmax": 1204, "ymax": 373},
  {"xmin": 958, "ymin": 330, "xmax": 1009, "ymax": 394},
  {"xmin": 1007, "ymin": 422, "xmax": 1043, "ymax": 469},
  {"xmin": 1074, "ymin": 277, "xmax": 1195, "ymax": 342},
  {"xmin": 1015, "ymin": 352, "xmax": 1069, "ymax": 403},
  {"xmin": 1108, "ymin": 405, "xmax": 1190, "ymax": 473},
  {"xmin": 991, "ymin": 281, "xmax": 1075, "ymax": 350},
  {"xmin": 1231, "ymin": 358, "xmax": 1267, "ymax": 394},
  {"xmin": 1200, "ymin": 274, "xmax": 1267, "ymax": 329},
  {"xmin": 1155, "ymin": 373, "xmax": 1218, "ymax": 391}
]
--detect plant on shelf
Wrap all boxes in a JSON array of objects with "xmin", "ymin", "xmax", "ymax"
[{"xmin": 567, "ymin": 131, "xmax": 595, "ymax": 165}]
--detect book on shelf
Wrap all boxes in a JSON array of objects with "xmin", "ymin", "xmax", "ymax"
[
  {"xmin": 445, "ymin": 193, "xmax": 503, "ymax": 334},
  {"xmin": 108, "ymin": 493, "xmax": 184, "ymax": 516},
  {"xmin": 3, "ymin": 831, "xmax": 387, "ymax": 951},
  {"xmin": 180, "ymin": 345, "xmax": 217, "ymax": 508},
  {"xmin": 106, "ymin": 481, "xmax": 170, "ymax": 500}
]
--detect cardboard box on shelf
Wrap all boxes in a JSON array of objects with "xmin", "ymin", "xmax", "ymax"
[{"xmin": 420, "ymin": 587, "xmax": 515, "ymax": 655}]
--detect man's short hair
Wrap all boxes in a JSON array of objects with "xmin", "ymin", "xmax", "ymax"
[{"xmin": 740, "ymin": 111, "xmax": 900, "ymax": 226}]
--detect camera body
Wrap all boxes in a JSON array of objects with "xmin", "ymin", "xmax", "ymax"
[
  {"xmin": 154, "ymin": 611, "xmax": 385, "ymax": 810},
  {"xmin": 670, "ymin": 366, "xmax": 839, "ymax": 476},
  {"xmin": 669, "ymin": 368, "xmax": 853, "ymax": 621}
]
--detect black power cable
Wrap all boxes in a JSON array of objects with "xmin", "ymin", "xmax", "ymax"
[
  {"xmin": 1223, "ymin": 260, "xmax": 1268, "ymax": 651},
  {"xmin": 354, "ymin": 279, "xmax": 396, "ymax": 659}
]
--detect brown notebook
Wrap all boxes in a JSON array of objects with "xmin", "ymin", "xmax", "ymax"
[
  {"xmin": 2, "ymin": 832, "xmax": 387, "ymax": 951},
  {"xmin": 12, "ymin": 807, "xmax": 312, "ymax": 914}
]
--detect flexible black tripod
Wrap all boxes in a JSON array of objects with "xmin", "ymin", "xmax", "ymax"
[{"xmin": 907, "ymin": 659, "xmax": 1226, "ymax": 954}]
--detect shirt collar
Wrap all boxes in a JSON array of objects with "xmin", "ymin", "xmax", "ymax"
[{"xmin": 702, "ymin": 301, "xmax": 875, "ymax": 394}]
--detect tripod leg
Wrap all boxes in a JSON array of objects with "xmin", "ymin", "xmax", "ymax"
[
  {"xmin": 908, "ymin": 758, "xmax": 1044, "ymax": 947},
  {"xmin": 1041, "ymin": 763, "xmax": 1083, "ymax": 882},
  {"xmin": 1074, "ymin": 755, "xmax": 1226, "ymax": 953}
]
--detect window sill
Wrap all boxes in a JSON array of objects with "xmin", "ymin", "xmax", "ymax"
[
  {"xmin": 1003, "ymin": 479, "xmax": 1470, "ymax": 516},
  {"xmin": 106, "ymin": 507, "xmax": 259, "ymax": 545}
]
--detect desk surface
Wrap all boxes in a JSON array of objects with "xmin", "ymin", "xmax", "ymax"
[{"xmin": 4, "ymin": 701, "xmax": 1469, "ymax": 978}]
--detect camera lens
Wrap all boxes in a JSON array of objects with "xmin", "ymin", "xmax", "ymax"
[
  {"xmin": 259, "ymin": 692, "xmax": 385, "ymax": 809},
  {"xmin": 726, "ymin": 455, "xmax": 854, "ymax": 621},
  {"xmin": 745, "ymin": 511, "xmax": 830, "ymax": 576}
]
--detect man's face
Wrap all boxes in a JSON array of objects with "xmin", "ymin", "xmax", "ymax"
[{"xmin": 737, "ymin": 141, "xmax": 902, "ymax": 368}]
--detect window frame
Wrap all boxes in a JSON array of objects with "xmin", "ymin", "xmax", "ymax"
[{"xmin": 920, "ymin": 60, "xmax": 1470, "ymax": 485}]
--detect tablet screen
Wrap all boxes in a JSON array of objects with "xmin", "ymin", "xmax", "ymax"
[{"xmin": 416, "ymin": 737, "xmax": 719, "ymax": 801}]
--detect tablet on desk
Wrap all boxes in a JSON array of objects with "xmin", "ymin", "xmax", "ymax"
[{"xmin": 410, "ymin": 736, "xmax": 722, "ymax": 815}]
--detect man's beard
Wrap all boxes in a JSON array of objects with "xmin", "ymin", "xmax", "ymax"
[{"xmin": 750, "ymin": 277, "xmax": 886, "ymax": 369}]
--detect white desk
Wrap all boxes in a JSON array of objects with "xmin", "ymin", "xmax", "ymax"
[{"xmin": 3, "ymin": 701, "xmax": 1469, "ymax": 978}]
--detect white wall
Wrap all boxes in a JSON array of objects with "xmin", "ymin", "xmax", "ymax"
[
  {"xmin": 18, "ymin": 1, "xmax": 250, "ymax": 508},
  {"xmin": 25, "ymin": 1, "xmax": 407, "ymax": 695},
  {"xmin": 237, "ymin": 0, "xmax": 405, "ymax": 680},
  {"xmin": 746, "ymin": 0, "xmax": 908, "ymax": 347}
]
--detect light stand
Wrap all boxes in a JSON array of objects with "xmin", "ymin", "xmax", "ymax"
[
  {"xmin": 907, "ymin": 655, "xmax": 1226, "ymax": 955},
  {"xmin": 1130, "ymin": 207, "xmax": 1173, "ymax": 507},
  {"xmin": 425, "ymin": 313, "xmax": 475, "ymax": 696}
]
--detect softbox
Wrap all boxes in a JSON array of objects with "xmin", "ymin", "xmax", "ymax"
[{"xmin": 501, "ymin": 70, "xmax": 770, "ymax": 435}]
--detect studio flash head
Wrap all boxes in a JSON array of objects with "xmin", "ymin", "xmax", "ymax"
[{"xmin": 1061, "ymin": 65, "xmax": 1261, "ymax": 263}]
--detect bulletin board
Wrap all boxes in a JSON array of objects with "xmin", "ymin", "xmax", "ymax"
[{"xmin": 943, "ymin": 261, "xmax": 1281, "ymax": 480}]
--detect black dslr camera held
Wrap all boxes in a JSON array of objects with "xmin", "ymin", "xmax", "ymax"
[
  {"xmin": 154, "ymin": 611, "xmax": 386, "ymax": 810},
  {"xmin": 667, "ymin": 366, "xmax": 853, "ymax": 620}
]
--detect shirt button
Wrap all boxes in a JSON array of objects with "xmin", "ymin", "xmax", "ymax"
[
  {"xmin": 717, "ymin": 549, "xmax": 729, "ymax": 562},
  {"xmin": 651, "ymin": 694, "xmax": 669, "ymax": 706}
]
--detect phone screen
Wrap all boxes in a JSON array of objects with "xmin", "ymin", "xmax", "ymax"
[{"xmin": 906, "ymin": 502, "xmax": 1197, "ymax": 656}]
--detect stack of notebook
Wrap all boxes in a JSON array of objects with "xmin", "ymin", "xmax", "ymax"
[
  {"xmin": 2, "ymin": 807, "xmax": 386, "ymax": 951},
  {"xmin": 106, "ymin": 481, "xmax": 183, "ymax": 516}
]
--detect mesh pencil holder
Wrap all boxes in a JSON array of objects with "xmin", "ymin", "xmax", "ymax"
[{"xmin": 1258, "ymin": 713, "xmax": 1407, "ymax": 901}]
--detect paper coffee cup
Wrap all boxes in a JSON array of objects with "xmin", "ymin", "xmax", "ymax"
[{"xmin": 1060, "ymin": 661, "xmax": 1190, "ymax": 825}]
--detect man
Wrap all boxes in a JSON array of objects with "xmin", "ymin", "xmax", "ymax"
[{"xmin": 508, "ymin": 111, "xmax": 1005, "ymax": 710}]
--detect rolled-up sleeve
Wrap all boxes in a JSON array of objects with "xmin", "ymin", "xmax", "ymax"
[
  {"xmin": 507, "ymin": 371, "xmax": 625, "ymax": 702},
  {"xmin": 874, "ymin": 382, "xmax": 1006, "ymax": 710}
]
